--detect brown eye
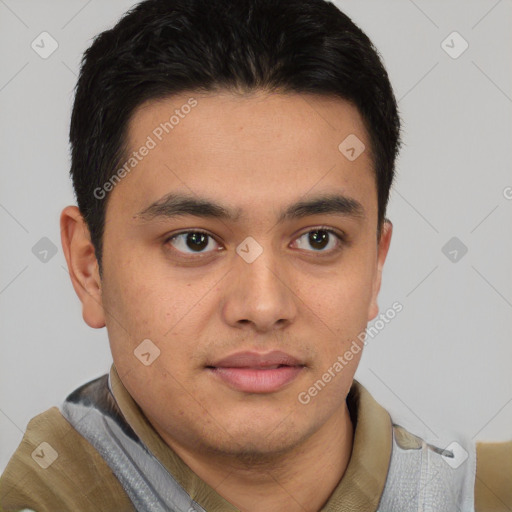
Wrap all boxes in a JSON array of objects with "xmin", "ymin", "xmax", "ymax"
[
  {"xmin": 293, "ymin": 229, "xmax": 343, "ymax": 253},
  {"xmin": 167, "ymin": 231, "xmax": 220, "ymax": 255}
]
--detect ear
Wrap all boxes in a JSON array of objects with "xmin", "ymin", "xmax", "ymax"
[
  {"xmin": 367, "ymin": 219, "xmax": 393, "ymax": 322},
  {"xmin": 60, "ymin": 206, "xmax": 106, "ymax": 328}
]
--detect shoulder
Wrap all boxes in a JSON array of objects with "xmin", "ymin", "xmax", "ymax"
[
  {"xmin": 378, "ymin": 424, "xmax": 477, "ymax": 512},
  {"xmin": 0, "ymin": 406, "xmax": 134, "ymax": 512},
  {"xmin": 475, "ymin": 439, "xmax": 512, "ymax": 512}
]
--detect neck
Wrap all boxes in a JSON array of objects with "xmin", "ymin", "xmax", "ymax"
[{"xmin": 162, "ymin": 402, "xmax": 354, "ymax": 512}]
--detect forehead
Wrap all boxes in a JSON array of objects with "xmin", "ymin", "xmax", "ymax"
[
  {"xmin": 128, "ymin": 90, "xmax": 370, "ymax": 153},
  {"xmin": 108, "ymin": 91, "xmax": 376, "ymax": 223}
]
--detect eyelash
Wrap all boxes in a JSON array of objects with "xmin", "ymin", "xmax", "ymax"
[{"xmin": 164, "ymin": 227, "xmax": 346, "ymax": 259}]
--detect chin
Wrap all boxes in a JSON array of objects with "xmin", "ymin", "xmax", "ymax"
[
  {"xmin": 203, "ymin": 430, "xmax": 306, "ymax": 467},
  {"xmin": 209, "ymin": 416, "xmax": 307, "ymax": 459}
]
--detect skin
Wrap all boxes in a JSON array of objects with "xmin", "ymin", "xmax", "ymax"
[{"xmin": 61, "ymin": 90, "xmax": 392, "ymax": 512}]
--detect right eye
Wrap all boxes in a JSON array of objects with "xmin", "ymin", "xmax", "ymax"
[{"xmin": 165, "ymin": 230, "xmax": 223, "ymax": 257}]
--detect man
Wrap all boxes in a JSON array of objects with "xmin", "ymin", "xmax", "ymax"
[{"xmin": 0, "ymin": 0, "xmax": 510, "ymax": 511}]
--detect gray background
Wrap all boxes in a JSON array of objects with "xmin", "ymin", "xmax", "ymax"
[{"xmin": 1, "ymin": 0, "xmax": 511, "ymax": 473}]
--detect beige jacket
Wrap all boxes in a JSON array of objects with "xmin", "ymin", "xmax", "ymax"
[{"xmin": 0, "ymin": 365, "xmax": 510, "ymax": 511}]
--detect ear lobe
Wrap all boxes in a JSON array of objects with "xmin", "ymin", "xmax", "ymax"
[
  {"xmin": 60, "ymin": 206, "xmax": 106, "ymax": 328},
  {"xmin": 367, "ymin": 220, "xmax": 393, "ymax": 322}
]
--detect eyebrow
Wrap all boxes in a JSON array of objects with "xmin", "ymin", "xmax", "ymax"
[{"xmin": 135, "ymin": 192, "xmax": 365, "ymax": 224}]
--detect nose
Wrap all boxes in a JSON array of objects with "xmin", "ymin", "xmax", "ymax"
[{"xmin": 221, "ymin": 244, "xmax": 298, "ymax": 333}]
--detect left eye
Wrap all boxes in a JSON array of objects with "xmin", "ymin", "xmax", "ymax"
[{"xmin": 293, "ymin": 229, "xmax": 343, "ymax": 252}]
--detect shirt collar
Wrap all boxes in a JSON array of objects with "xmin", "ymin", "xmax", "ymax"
[{"xmin": 109, "ymin": 364, "xmax": 392, "ymax": 512}]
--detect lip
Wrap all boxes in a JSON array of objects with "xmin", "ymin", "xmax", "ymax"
[
  {"xmin": 210, "ymin": 350, "xmax": 303, "ymax": 368},
  {"xmin": 206, "ymin": 350, "xmax": 306, "ymax": 393}
]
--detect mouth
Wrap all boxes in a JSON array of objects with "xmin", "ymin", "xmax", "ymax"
[{"xmin": 206, "ymin": 351, "xmax": 306, "ymax": 393}]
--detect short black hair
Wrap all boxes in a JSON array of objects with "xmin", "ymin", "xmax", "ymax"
[{"xmin": 69, "ymin": 0, "xmax": 401, "ymax": 275}]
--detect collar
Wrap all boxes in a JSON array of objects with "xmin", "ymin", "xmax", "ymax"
[{"xmin": 109, "ymin": 364, "xmax": 392, "ymax": 512}]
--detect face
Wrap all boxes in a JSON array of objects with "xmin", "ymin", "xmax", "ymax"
[{"xmin": 64, "ymin": 90, "xmax": 392, "ymax": 462}]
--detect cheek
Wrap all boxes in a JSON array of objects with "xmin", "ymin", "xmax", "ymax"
[
  {"xmin": 103, "ymin": 245, "xmax": 165, "ymax": 320},
  {"xmin": 300, "ymin": 260, "xmax": 376, "ymax": 333},
  {"xmin": 100, "ymin": 261, "xmax": 163, "ymax": 367},
  {"xmin": 102, "ymin": 260, "xmax": 216, "ymax": 373}
]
